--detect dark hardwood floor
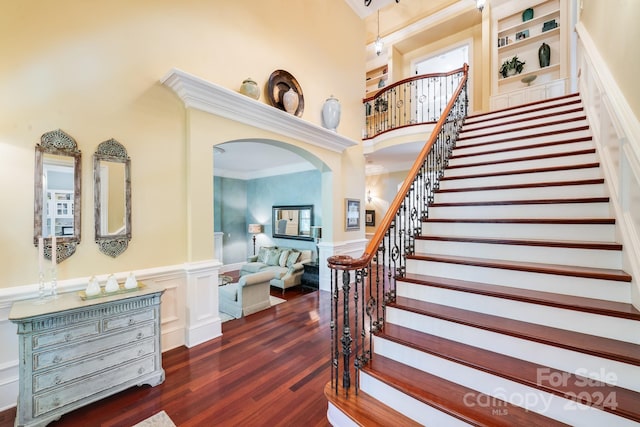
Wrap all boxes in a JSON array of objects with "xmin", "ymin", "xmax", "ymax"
[{"xmin": 1, "ymin": 286, "xmax": 333, "ymax": 427}]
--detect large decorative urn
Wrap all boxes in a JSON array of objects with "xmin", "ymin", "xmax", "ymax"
[{"xmin": 322, "ymin": 95, "xmax": 341, "ymax": 132}]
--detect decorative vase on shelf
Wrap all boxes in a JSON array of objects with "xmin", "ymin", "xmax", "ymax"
[
  {"xmin": 522, "ymin": 8, "xmax": 534, "ymax": 22},
  {"xmin": 239, "ymin": 78, "xmax": 260, "ymax": 100},
  {"xmin": 322, "ymin": 95, "xmax": 341, "ymax": 132},
  {"xmin": 538, "ymin": 42, "xmax": 551, "ymax": 68},
  {"xmin": 282, "ymin": 88, "xmax": 299, "ymax": 114}
]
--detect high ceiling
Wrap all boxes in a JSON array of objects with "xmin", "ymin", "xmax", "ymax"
[{"xmin": 214, "ymin": 0, "xmax": 482, "ymax": 179}]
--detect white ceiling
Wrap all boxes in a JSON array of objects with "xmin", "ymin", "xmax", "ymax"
[{"xmin": 213, "ymin": 0, "xmax": 481, "ymax": 180}]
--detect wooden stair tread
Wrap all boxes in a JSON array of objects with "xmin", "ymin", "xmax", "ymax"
[
  {"xmin": 460, "ymin": 107, "xmax": 584, "ymax": 134},
  {"xmin": 465, "ymin": 94, "xmax": 581, "ymax": 123},
  {"xmin": 455, "ymin": 126, "xmax": 590, "ymax": 149},
  {"xmin": 363, "ymin": 355, "xmax": 571, "ymax": 427},
  {"xmin": 379, "ymin": 323, "xmax": 640, "ymax": 422},
  {"xmin": 399, "ymin": 272, "xmax": 640, "ymax": 321},
  {"xmin": 440, "ymin": 162, "xmax": 601, "ymax": 182},
  {"xmin": 430, "ymin": 196, "xmax": 609, "ymax": 207},
  {"xmin": 436, "ymin": 178, "xmax": 605, "ymax": 193},
  {"xmin": 457, "ymin": 116, "xmax": 587, "ymax": 141},
  {"xmin": 324, "ymin": 381, "xmax": 422, "ymax": 427},
  {"xmin": 446, "ymin": 148, "xmax": 596, "ymax": 171},
  {"xmin": 408, "ymin": 252, "xmax": 632, "ymax": 282},
  {"xmin": 451, "ymin": 136, "xmax": 593, "ymax": 158},
  {"xmin": 417, "ymin": 235, "xmax": 623, "ymax": 251},
  {"xmin": 423, "ymin": 218, "xmax": 616, "ymax": 225},
  {"xmin": 390, "ymin": 296, "xmax": 640, "ymax": 366}
]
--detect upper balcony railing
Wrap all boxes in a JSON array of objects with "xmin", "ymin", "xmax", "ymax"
[{"xmin": 363, "ymin": 66, "xmax": 468, "ymax": 140}]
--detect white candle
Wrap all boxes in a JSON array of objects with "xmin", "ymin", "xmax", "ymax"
[{"xmin": 38, "ymin": 237, "xmax": 43, "ymax": 275}]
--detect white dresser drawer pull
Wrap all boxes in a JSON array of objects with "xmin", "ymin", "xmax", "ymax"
[
  {"xmin": 54, "ymin": 376, "xmax": 62, "ymax": 385},
  {"xmin": 138, "ymin": 349, "xmax": 144, "ymax": 356},
  {"xmin": 64, "ymin": 333, "xmax": 72, "ymax": 341},
  {"xmin": 52, "ymin": 355, "xmax": 62, "ymax": 364},
  {"xmin": 138, "ymin": 367, "xmax": 145, "ymax": 375},
  {"xmin": 136, "ymin": 332, "xmax": 144, "ymax": 339},
  {"xmin": 52, "ymin": 397, "xmax": 61, "ymax": 407},
  {"xmin": 128, "ymin": 318, "xmax": 135, "ymax": 326}
]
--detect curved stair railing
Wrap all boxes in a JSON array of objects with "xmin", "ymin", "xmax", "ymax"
[
  {"xmin": 364, "ymin": 66, "xmax": 468, "ymax": 139},
  {"xmin": 328, "ymin": 64, "xmax": 469, "ymax": 396}
]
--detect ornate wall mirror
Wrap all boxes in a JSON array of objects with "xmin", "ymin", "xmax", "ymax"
[
  {"xmin": 272, "ymin": 205, "xmax": 313, "ymax": 241},
  {"xmin": 94, "ymin": 138, "xmax": 131, "ymax": 257},
  {"xmin": 33, "ymin": 129, "xmax": 82, "ymax": 262}
]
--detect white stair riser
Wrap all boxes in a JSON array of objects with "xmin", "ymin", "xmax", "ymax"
[
  {"xmin": 359, "ymin": 372, "xmax": 472, "ymax": 426},
  {"xmin": 464, "ymin": 96, "xmax": 581, "ymax": 125},
  {"xmin": 434, "ymin": 184, "xmax": 608, "ymax": 204},
  {"xmin": 454, "ymin": 130, "xmax": 592, "ymax": 154},
  {"xmin": 429, "ymin": 202, "xmax": 611, "ymax": 220},
  {"xmin": 457, "ymin": 122, "xmax": 588, "ymax": 146},
  {"xmin": 385, "ymin": 307, "xmax": 640, "ymax": 393},
  {"xmin": 327, "ymin": 403, "xmax": 359, "ymax": 427},
  {"xmin": 415, "ymin": 239, "xmax": 622, "ymax": 270},
  {"xmin": 450, "ymin": 141, "xmax": 594, "ymax": 167},
  {"xmin": 405, "ymin": 259, "xmax": 631, "ymax": 303},
  {"xmin": 421, "ymin": 222, "xmax": 617, "ymax": 242},
  {"xmin": 460, "ymin": 111, "xmax": 587, "ymax": 138},
  {"xmin": 396, "ymin": 282, "xmax": 638, "ymax": 343},
  {"xmin": 462, "ymin": 105, "xmax": 584, "ymax": 132},
  {"xmin": 372, "ymin": 338, "xmax": 634, "ymax": 427},
  {"xmin": 444, "ymin": 153, "xmax": 599, "ymax": 178},
  {"xmin": 439, "ymin": 168, "xmax": 603, "ymax": 190}
]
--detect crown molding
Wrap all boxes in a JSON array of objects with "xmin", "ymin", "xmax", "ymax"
[{"xmin": 161, "ymin": 68, "xmax": 357, "ymax": 153}]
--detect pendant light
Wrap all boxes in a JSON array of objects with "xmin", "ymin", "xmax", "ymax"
[
  {"xmin": 476, "ymin": 0, "xmax": 486, "ymax": 12},
  {"xmin": 374, "ymin": 10, "xmax": 383, "ymax": 56}
]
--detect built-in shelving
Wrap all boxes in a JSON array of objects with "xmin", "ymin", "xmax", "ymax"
[
  {"xmin": 365, "ymin": 64, "xmax": 388, "ymax": 97},
  {"xmin": 491, "ymin": 0, "xmax": 568, "ymax": 110}
]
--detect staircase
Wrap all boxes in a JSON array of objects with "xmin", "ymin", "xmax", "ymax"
[{"xmin": 326, "ymin": 93, "xmax": 640, "ymax": 426}]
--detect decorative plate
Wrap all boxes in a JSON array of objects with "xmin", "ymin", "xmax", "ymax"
[{"xmin": 267, "ymin": 70, "xmax": 304, "ymax": 117}]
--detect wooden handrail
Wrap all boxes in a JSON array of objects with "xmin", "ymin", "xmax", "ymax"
[
  {"xmin": 362, "ymin": 65, "xmax": 468, "ymax": 103},
  {"xmin": 329, "ymin": 63, "xmax": 469, "ymax": 271}
]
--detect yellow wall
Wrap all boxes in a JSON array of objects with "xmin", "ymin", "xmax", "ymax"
[
  {"xmin": 0, "ymin": 0, "xmax": 364, "ymax": 288},
  {"xmin": 580, "ymin": 0, "xmax": 640, "ymax": 120},
  {"xmin": 365, "ymin": 170, "xmax": 408, "ymax": 234}
]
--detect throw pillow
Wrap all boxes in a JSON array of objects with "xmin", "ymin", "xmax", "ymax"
[
  {"xmin": 286, "ymin": 250, "xmax": 300, "ymax": 267},
  {"xmin": 257, "ymin": 246, "xmax": 273, "ymax": 263},
  {"xmin": 278, "ymin": 250, "xmax": 290, "ymax": 267},
  {"xmin": 266, "ymin": 248, "xmax": 281, "ymax": 266}
]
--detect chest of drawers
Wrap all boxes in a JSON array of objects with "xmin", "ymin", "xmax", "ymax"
[{"xmin": 9, "ymin": 284, "xmax": 165, "ymax": 427}]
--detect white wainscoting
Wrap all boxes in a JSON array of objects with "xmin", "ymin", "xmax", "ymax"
[
  {"xmin": 576, "ymin": 22, "xmax": 640, "ymax": 307},
  {"xmin": 0, "ymin": 260, "xmax": 221, "ymax": 412}
]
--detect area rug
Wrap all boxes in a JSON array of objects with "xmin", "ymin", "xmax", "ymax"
[
  {"xmin": 220, "ymin": 295, "xmax": 286, "ymax": 323},
  {"xmin": 132, "ymin": 410, "xmax": 176, "ymax": 427}
]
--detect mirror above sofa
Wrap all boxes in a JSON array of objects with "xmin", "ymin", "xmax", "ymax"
[{"xmin": 272, "ymin": 205, "xmax": 313, "ymax": 241}]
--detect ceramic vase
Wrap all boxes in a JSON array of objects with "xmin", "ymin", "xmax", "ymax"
[
  {"xmin": 239, "ymin": 78, "xmax": 260, "ymax": 100},
  {"xmin": 283, "ymin": 88, "xmax": 299, "ymax": 114},
  {"xmin": 322, "ymin": 95, "xmax": 341, "ymax": 132},
  {"xmin": 538, "ymin": 43, "xmax": 551, "ymax": 68}
]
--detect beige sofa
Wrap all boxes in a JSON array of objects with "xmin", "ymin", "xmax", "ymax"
[
  {"xmin": 240, "ymin": 246, "xmax": 312, "ymax": 293},
  {"xmin": 219, "ymin": 270, "xmax": 273, "ymax": 318}
]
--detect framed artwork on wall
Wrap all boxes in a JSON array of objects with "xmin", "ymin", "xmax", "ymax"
[
  {"xmin": 365, "ymin": 209, "xmax": 375, "ymax": 226},
  {"xmin": 345, "ymin": 198, "xmax": 360, "ymax": 231}
]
